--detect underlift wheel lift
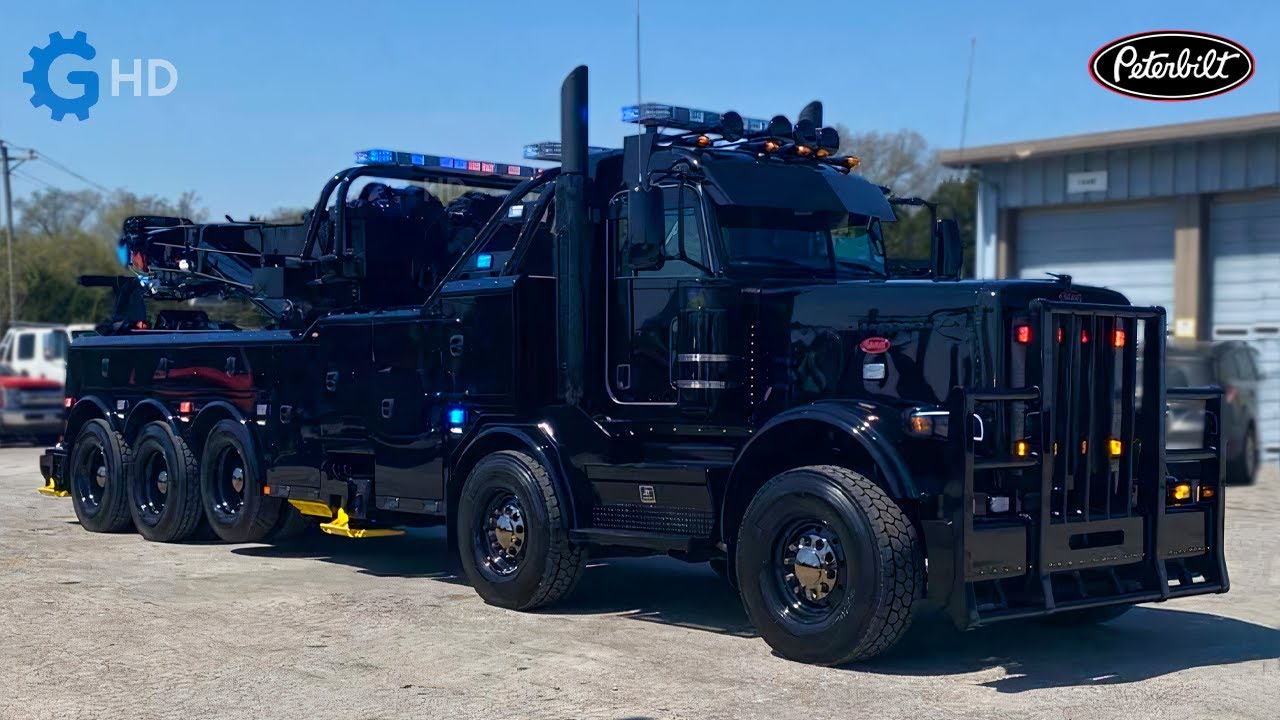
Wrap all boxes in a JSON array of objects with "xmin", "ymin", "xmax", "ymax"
[{"xmin": 286, "ymin": 499, "xmax": 404, "ymax": 539}]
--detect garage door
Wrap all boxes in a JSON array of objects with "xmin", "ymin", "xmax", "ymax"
[
  {"xmin": 1017, "ymin": 202, "xmax": 1175, "ymax": 312},
  {"xmin": 1211, "ymin": 194, "xmax": 1280, "ymax": 461}
]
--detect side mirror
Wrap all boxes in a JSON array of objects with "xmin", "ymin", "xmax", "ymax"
[
  {"xmin": 932, "ymin": 218, "xmax": 962, "ymax": 280},
  {"xmin": 627, "ymin": 186, "xmax": 665, "ymax": 271}
]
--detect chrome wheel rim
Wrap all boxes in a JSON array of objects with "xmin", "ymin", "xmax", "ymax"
[
  {"xmin": 772, "ymin": 521, "xmax": 847, "ymax": 623},
  {"xmin": 476, "ymin": 494, "xmax": 526, "ymax": 576}
]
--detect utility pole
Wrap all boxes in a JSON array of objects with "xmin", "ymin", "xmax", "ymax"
[{"xmin": 0, "ymin": 140, "xmax": 36, "ymax": 327}]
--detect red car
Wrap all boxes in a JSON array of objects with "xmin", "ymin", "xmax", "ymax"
[{"xmin": 0, "ymin": 363, "xmax": 63, "ymax": 443}]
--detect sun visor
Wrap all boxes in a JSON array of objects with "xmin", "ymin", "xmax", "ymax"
[{"xmin": 701, "ymin": 158, "xmax": 895, "ymax": 220}]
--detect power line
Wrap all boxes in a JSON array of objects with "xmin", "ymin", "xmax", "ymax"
[
  {"xmin": 0, "ymin": 139, "xmax": 111, "ymax": 193},
  {"xmin": 29, "ymin": 149, "xmax": 110, "ymax": 192},
  {"xmin": 12, "ymin": 169, "xmax": 55, "ymax": 189}
]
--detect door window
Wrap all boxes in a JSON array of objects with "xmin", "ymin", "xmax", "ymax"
[
  {"xmin": 17, "ymin": 333, "xmax": 35, "ymax": 360},
  {"xmin": 615, "ymin": 185, "xmax": 709, "ymax": 278}
]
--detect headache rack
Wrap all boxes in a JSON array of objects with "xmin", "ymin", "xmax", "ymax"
[{"xmin": 929, "ymin": 301, "xmax": 1228, "ymax": 628}]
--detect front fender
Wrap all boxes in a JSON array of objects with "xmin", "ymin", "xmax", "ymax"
[{"xmin": 734, "ymin": 400, "xmax": 915, "ymax": 499}]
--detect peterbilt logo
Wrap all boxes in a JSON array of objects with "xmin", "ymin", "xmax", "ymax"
[
  {"xmin": 1089, "ymin": 31, "xmax": 1254, "ymax": 101},
  {"xmin": 859, "ymin": 337, "xmax": 891, "ymax": 354}
]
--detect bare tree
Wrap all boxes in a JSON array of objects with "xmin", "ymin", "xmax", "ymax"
[
  {"xmin": 833, "ymin": 126, "xmax": 941, "ymax": 198},
  {"xmin": 14, "ymin": 188, "xmax": 102, "ymax": 240}
]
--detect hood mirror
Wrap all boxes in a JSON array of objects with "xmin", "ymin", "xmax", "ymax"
[
  {"xmin": 932, "ymin": 218, "xmax": 963, "ymax": 280},
  {"xmin": 626, "ymin": 186, "xmax": 665, "ymax": 271}
]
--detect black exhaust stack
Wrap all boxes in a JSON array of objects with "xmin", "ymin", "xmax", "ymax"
[
  {"xmin": 798, "ymin": 100, "xmax": 823, "ymax": 127},
  {"xmin": 555, "ymin": 65, "xmax": 589, "ymax": 407}
]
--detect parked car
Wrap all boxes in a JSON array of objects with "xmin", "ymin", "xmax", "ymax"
[
  {"xmin": 0, "ymin": 323, "xmax": 73, "ymax": 384},
  {"xmin": 1166, "ymin": 341, "xmax": 1264, "ymax": 484},
  {"xmin": 0, "ymin": 362, "xmax": 64, "ymax": 443}
]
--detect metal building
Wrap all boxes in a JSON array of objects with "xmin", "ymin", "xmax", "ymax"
[{"xmin": 941, "ymin": 112, "xmax": 1280, "ymax": 462}]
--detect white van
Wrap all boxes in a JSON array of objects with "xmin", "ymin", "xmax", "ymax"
[{"xmin": 0, "ymin": 324, "xmax": 76, "ymax": 384}]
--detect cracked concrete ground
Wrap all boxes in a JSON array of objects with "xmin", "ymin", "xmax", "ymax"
[{"xmin": 1, "ymin": 445, "xmax": 1277, "ymax": 720}]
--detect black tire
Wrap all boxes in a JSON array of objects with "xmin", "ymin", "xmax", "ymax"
[
  {"xmin": 268, "ymin": 503, "xmax": 317, "ymax": 541},
  {"xmin": 1227, "ymin": 425, "xmax": 1258, "ymax": 485},
  {"xmin": 199, "ymin": 419, "xmax": 282, "ymax": 543},
  {"xmin": 456, "ymin": 450, "xmax": 585, "ymax": 610},
  {"xmin": 1037, "ymin": 604, "xmax": 1133, "ymax": 626},
  {"xmin": 127, "ymin": 422, "xmax": 205, "ymax": 543},
  {"xmin": 67, "ymin": 419, "xmax": 133, "ymax": 533},
  {"xmin": 736, "ymin": 465, "xmax": 921, "ymax": 665}
]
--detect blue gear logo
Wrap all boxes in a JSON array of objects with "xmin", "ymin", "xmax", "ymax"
[{"xmin": 22, "ymin": 31, "xmax": 99, "ymax": 122}]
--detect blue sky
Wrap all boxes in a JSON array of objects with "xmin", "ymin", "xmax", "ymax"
[{"xmin": 1, "ymin": 0, "xmax": 1277, "ymax": 218}]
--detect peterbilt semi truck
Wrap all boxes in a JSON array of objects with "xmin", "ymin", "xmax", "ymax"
[{"xmin": 38, "ymin": 66, "xmax": 1228, "ymax": 665}]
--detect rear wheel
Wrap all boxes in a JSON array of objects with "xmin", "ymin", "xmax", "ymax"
[
  {"xmin": 457, "ymin": 451, "xmax": 585, "ymax": 610},
  {"xmin": 736, "ymin": 466, "xmax": 921, "ymax": 665},
  {"xmin": 199, "ymin": 419, "xmax": 281, "ymax": 543},
  {"xmin": 68, "ymin": 419, "xmax": 133, "ymax": 533},
  {"xmin": 127, "ymin": 422, "xmax": 205, "ymax": 542}
]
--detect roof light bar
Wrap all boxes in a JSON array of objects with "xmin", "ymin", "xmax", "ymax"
[
  {"xmin": 621, "ymin": 103, "xmax": 770, "ymax": 134},
  {"xmin": 522, "ymin": 141, "xmax": 613, "ymax": 162},
  {"xmin": 354, "ymin": 149, "xmax": 538, "ymax": 178}
]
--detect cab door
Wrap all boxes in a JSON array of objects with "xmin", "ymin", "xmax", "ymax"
[
  {"xmin": 370, "ymin": 313, "xmax": 447, "ymax": 506},
  {"xmin": 607, "ymin": 185, "xmax": 715, "ymax": 406}
]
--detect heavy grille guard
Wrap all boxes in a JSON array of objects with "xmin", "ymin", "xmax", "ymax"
[{"xmin": 930, "ymin": 301, "xmax": 1229, "ymax": 628}]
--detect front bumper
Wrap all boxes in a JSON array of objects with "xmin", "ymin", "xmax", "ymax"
[
  {"xmin": 2, "ymin": 408, "xmax": 63, "ymax": 434},
  {"xmin": 926, "ymin": 303, "xmax": 1228, "ymax": 629},
  {"xmin": 37, "ymin": 445, "xmax": 68, "ymax": 498}
]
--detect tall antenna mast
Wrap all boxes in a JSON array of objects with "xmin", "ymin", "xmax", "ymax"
[{"xmin": 958, "ymin": 37, "xmax": 977, "ymax": 157}]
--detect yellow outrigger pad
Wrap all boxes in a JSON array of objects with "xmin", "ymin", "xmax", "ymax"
[
  {"xmin": 288, "ymin": 499, "xmax": 335, "ymax": 518},
  {"xmin": 37, "ymin": 478, "xmax": 69, "ymax": 498},
  {"xmin": 318, "ymin": 508, "xmax": 404, "ymax": 539}
]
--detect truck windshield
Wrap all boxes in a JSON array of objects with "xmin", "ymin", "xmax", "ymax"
[{"xmin": 715, "ymin": 205, "xmax": 886, "ymax": 279}]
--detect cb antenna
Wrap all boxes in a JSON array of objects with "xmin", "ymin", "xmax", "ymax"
[{"xmin": 958, "ymin": 37, "xmax": 977, "ymax": 157}]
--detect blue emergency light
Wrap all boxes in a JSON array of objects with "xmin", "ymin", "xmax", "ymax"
[
  {"xmin": 523, "ymin": 141, "xmax": 614, "ymax": 162},
  {"xmin": 620, "ymin": 103, "xmax": 770, "ymax": 134},
  {"xmin": 355, "ymin": 149, "xmax": 540, "ymax": 179},
  {"xmin": 476, "ymin": 253, "xmax": 493, "ymax": 270}
]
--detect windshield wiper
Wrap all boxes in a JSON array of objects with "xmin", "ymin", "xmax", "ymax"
[
  {"xmin": 834, "ymin": 259, "xmax": 887, "ymax": 278},
  {"xmin": 728, "ymin": 256, "xmax": 824, "ymax": 277}
]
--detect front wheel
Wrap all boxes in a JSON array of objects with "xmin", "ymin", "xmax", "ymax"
[
  {"xmin": 456, "ymin": 451, "xmax": 585, "ymax": 610},
  {"xmin": 736, "ymin": 466, "xmax": 921, "ymax": 665}
]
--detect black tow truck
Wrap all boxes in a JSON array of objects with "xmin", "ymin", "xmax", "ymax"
[{"xmin": 39, "ymin": 66, "xmax": 1228, "ymax": 665}]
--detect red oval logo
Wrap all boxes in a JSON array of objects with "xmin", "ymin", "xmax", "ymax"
[
  {"xmin": 860, "ymin": 337, "xmax": 890, "ymax": 354},
  {"xmin": 1088, "ymin": 31, "xmax": 1255, "ymax": 101}
]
